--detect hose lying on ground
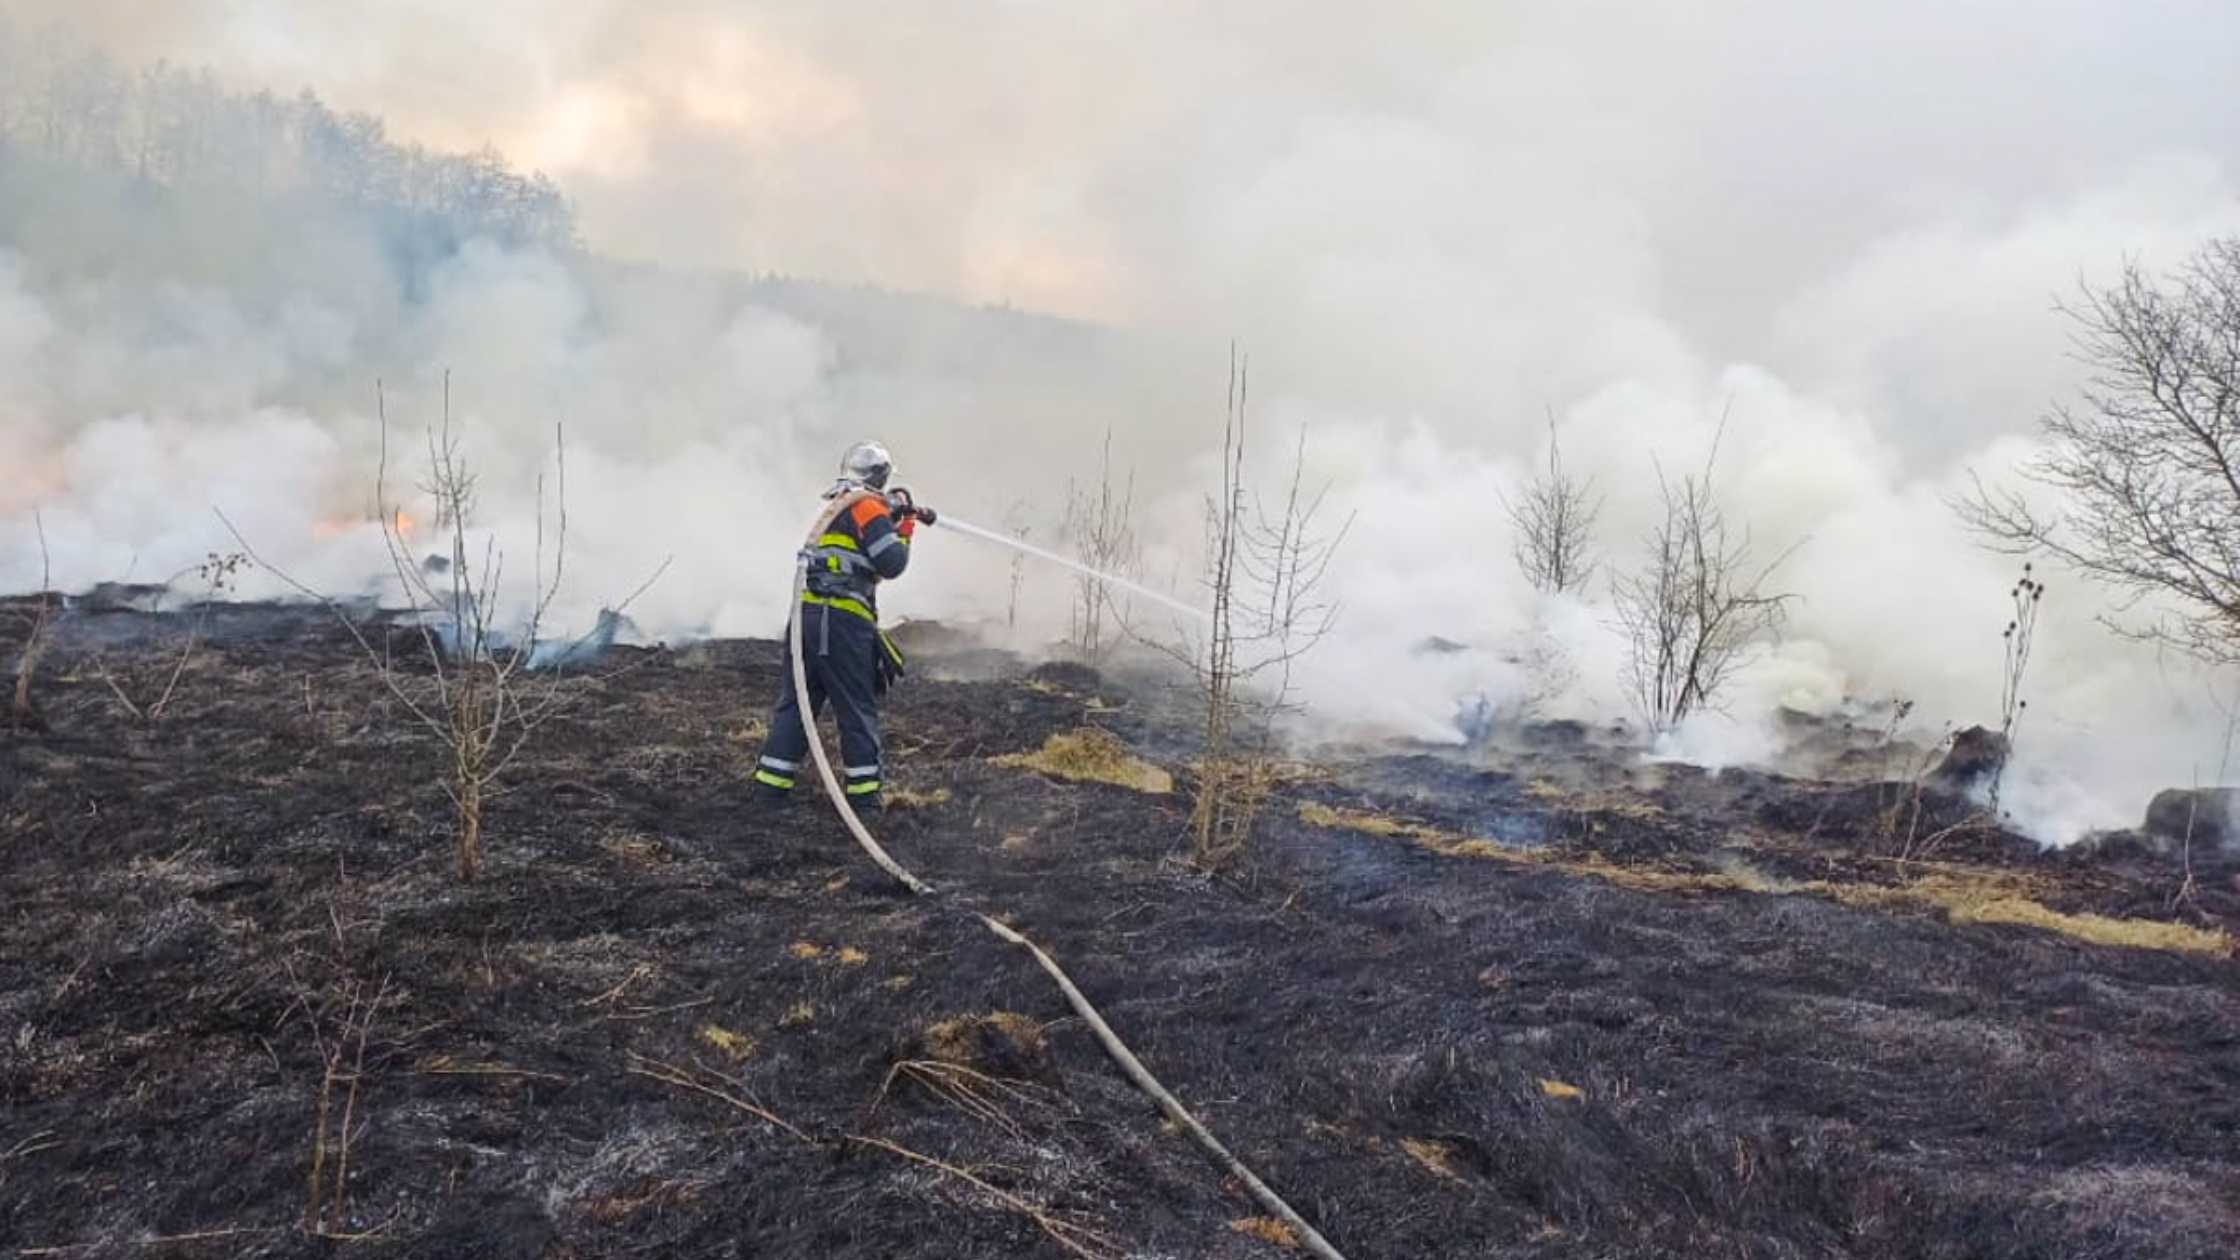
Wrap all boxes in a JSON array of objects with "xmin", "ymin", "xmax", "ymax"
[
  {"xmin": 978, "ymin": 914, "xmax": 1350, "ymax": 1260},
  {"xmin": 781, "ymin": 499, "xmax": 1351, "ymax": 1260}
]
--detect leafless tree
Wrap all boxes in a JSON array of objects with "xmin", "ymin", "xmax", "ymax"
[
  {"xmin": 224, "ymin": 375, "xmax": 663, "ymax": 880},
  {"xmin": 1148, "ymin": 349, "xmax": 1352, "ymax": 869},
  {"xmin": 1061, "ymin": 428, "xmax": 1139, "ymax": 662},
  {"xmin": 1504, "ymin": 412, "xmax": 1602, "ymax": 594},
  {"xmin": 10, "ymin": 509, "xmax": 52, "ymax": 732},
  {"xmin": 1960, "ymin": 241, "xmax": 2240, "ymax": 662},
  {"xmin": 1610, "ymin": 419, "xmax": 1797, "ymax": 735}
]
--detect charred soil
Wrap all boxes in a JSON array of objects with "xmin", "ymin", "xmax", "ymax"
[{"xmin": 2, "ymin": 598, "xmax": 2237, "ymax": 1258}]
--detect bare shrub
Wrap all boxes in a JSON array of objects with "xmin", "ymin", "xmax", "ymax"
[
  {"xmin": 1060, "ymin": 428, "xmax": 1139, "ymax": 662},
  {"xmin": 1504, "ymin": 412, "xmax": 1602, "ymax": 594},
  {"xmin": 224, "ymin": 375, "xmax": 661, "ymax": 880},
  {"xmin": 1960, "ymin": 240, "xmax": 2240, "ymax": 662},
  {"xmin": 1610, "ymin": 419, "xmax": 1797, "ymax": 735}
]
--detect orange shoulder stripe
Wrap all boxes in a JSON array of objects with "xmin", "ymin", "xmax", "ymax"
[{"xmin": 850, "ymin": 497, "xmax": 892, "ymax": 529}]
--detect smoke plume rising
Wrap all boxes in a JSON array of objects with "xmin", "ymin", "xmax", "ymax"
[{"xmin": 6, "ymin": 2, "xmax": 2240, "ymax": 842}]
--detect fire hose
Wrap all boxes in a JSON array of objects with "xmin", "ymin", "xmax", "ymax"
[{"xmin": 784, "ymin": 494, "xmax": 1350, "ymax": 1260}]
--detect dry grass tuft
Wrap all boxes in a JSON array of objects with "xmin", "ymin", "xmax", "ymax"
[
  {"xmin": 916, "ymin": 1012, "xmax": 1049, "ymax": 1075},
  {"xmin": 600, "ymin": 835, "xmax": 670, "ymax": 868},
  {"xmin": 1877, "ymin": 876, "xmax": 2233, "ymax": 956},
  {"xmin": 584, "ymin": 1177, "xmax": 703, "ymax": 1226},
  {"xmin": 1300, "ymin": 802, "xmax": 2232, "ymax": 957},
  {"xmin": 697, "ymin": 1024, "xmax": 757, "ymax": 1062},
  {"xmin": 1539, "ymin": 1078, "xmax": 1585, "ymax": 1100},
  {"xmin": 1297, "ymin": 800, "xmax": 1428, "ymax": 839},
  {"xmin": 779, "ymin": 1001, "xmax": 816, "ymax": 1028},
  {"xmin": 885, "ymin": 786, "xmax": 952, "ymax": 810},
  {"xmin": 836, "ymin": 946, "xmax": 870, "ymax": 966},
  {"xmin": 993, "ymin": 729, "xmax": 1173, "ymax": 794},
  {"xmin": 1400, "ymin": 1137, "xmax": 1466, "ymax": 1182},
  {"xmin": 1229, "ymin": 1216, "xmax": 1302, "ymax": 1249},
  {"xmin": 787, "ymin": 941, "xmax": 823, "ymax": 960}
]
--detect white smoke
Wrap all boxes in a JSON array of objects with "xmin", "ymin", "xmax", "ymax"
[{"xmin": 6, "ymin": 3, "xmax": 2240, "ymax": 843}]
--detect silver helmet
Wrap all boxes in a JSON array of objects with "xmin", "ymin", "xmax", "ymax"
[{"xmin": 839, "ymin": 440, "xmax": 893, "ymax": 490}]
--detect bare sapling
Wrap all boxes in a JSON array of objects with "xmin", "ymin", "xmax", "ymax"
[
  {"xmin": 1609, "ymin": 414, "xmax": 1798, "ymax": 735},
  {"xmin": 1061, "ymin": 427, "xmax": 1139, "ymax": 662},
  {"xmin": 223, "ymin": 374, "xmax": 665, "ymax": 880},
  {"xmin": 286, "ymin": 880, "xmax": 391, "ymax": 1239},
  {"xmin": 1959, "ymin": 239, "xmax": 2240, "ymax": 662},
  {"xmin": 10, "ymin": 509, "xmax": 52, "ymax": 732},
  {"xmin": 1504, "ymin": 411, "xmax": 1602, "ymax": 594},
  {"xmin": 297, "ymin": 970, "xmax": 389, "ymax": 1237},
  {"xmin": 1152, "ymin": 348, "xmax": 1351, "ymax": 869},
  {"xmin": 1988, "ymin": 564, "xmax": 2045, "ymax": 815},
  {"xmin": 1002, "ymin": 498, "xmax": 1035, "ymax": 632}
]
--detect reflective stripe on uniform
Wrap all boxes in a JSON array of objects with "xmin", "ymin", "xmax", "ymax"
[
  {"xmin": 752, "ymin": 768, "xmax": 796, "ymax": 790},
  {"xmin": 818, "ymin": 532, "xmax": 860, "ymax": 551},
  {"xmin": 845, "ymin": 780, "xmax": 882, "ymax": 796},
  {"xmin": 866, "ymin": 532, "xmax": 906, "ymax": 559},
  {"xmin": 759, "ymin": 755, "xmax": 800, "ymax": 772},
  {"xmin": 801, "ymin": 592, "xmax": 877, "ymax": 623},
  {"xmin": 843, "ymin": 764, "xmax": 881, "ymax": 779}
]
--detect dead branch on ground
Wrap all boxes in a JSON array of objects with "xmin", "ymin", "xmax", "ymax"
[
  {"xmin": 624, "ymin": 1054, "xmax": 813, "ymax": 1144},
  {"xmin": 845, "ymin": 1133, "xmax": 1125, "ymax": 1260}
]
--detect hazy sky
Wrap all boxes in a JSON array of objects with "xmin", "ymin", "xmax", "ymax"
[{"xmin": 24, "ymin": 1, "xmax": 2240, "ymax": 451}]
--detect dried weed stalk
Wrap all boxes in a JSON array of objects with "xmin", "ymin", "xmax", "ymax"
[
  {"xmin": 90, "ymin": 551, "xmax": 245, "ymax": 724},
  {"xmin": 9, "ymin": 509, "xmax": 51, "ymax": 732}
]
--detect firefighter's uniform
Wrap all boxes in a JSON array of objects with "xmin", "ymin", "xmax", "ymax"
[{"xmin": 751, "ymin": 489, "xmax": 912, "ymax": 809}]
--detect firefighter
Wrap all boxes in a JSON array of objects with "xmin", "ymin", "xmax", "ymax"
[{"xmin": 750, "ymin": 440, "xmax": 931, "ymax": 813}]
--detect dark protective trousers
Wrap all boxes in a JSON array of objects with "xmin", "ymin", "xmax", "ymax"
[{"xmin": 753, "ymin": 603, "xmax": 883, "ymax": 800}]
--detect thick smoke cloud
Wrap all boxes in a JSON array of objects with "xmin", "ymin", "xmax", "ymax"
[{"xmin": 6, "ymin": 2, "xmax": 2240, "ymax": 842}]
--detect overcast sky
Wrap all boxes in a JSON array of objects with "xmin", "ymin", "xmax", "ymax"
[{"xmin": 20, "ymin": 1, "xmax": 2240, "ymax": 457}]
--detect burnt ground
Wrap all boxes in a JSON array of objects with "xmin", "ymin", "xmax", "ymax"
[{"xmin": 2, "ymin": 597, "xmax": 2237, "ymax": 1259}]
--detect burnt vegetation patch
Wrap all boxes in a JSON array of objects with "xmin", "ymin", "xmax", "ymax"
[{"xmin": 3, "ymin": 599, "xmax": 2237, "ymax": 1258}]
